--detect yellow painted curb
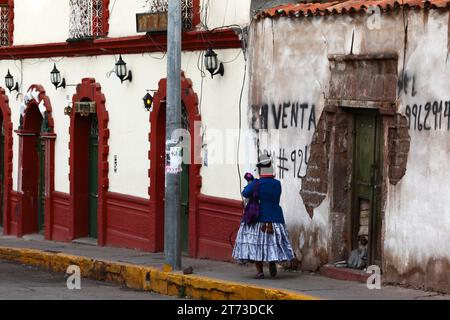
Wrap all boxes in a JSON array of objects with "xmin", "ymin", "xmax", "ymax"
[{"xmin": 0, "ymin": 246, "xmax": 320, "ymax": 300}]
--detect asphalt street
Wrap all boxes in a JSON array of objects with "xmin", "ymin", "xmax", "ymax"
[{"xmin": 0, "ymin": 259, "xmax": 178, "ymax": 300}]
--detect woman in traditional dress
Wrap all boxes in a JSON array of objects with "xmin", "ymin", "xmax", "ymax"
[{"xmin": 232, "ymin": 154, "xmax": 295, "ymax": 279}]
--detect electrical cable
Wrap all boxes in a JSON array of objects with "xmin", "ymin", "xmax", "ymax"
[
  {"xmin": 222, "ymin": 0, "xmax": 230, "ymax": 28},
  {"xmin": 228, "ymin": 27, "xmax": 249, "ymax": 249},
  {"xmin": 400, "ymin": 0, "xmax": 409, "ymax": 100},
  {"xmin": 110, "ymin": 0, "xmax": 117, "ymax": 17},
  {"xmin": 196, "ymin": 51, "xmax": 206, "ymax": 115},
  {"xmin": 236, "ymin": 55, "xmax": 247, "ymax": 203}
]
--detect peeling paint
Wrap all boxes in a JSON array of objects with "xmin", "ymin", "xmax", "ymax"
[{"xmin": 248, "ymin": 8, "xmax": 450, "ymax": 292}]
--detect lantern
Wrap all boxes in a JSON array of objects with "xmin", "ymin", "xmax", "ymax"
[
  {"xmin": 50, "ymin": 64, "xmax": 66, "ymax": 90},
  {"xmin": 5, "ymin": 69, "xmax": 19, "ymax": 93},
  {"xmin": 115, "ymin": 55, "xmax": 133, "ymax": 83},
  {"xmin": 143, "ymin": 92, "xmax": 154, "ymax": 111},
  {"xmin": 204, "ymin": 48, "xmax": 224, "ymax": 79}
]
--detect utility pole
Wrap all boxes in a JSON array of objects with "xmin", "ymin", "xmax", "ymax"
[{"xmin": 164, "ymin": 0, "xmax": 182, "ymax": 270}]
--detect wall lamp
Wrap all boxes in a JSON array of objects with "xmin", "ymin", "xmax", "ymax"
[
  {"xmin": 143, "ymin": 91, "xmax": 153, "ymax": 112},
  {"xmin": 50, "ymin": 64, "xmax": 66, "ymax": 90},
  {"xmin": 204, "ymin": 48, "xmax": 224, "ymax": 79},
  {"xmin": 5, "ymin": 69, "xmax": 19, "ymax": 93},
  {"xmin": 143, "ymin": 90, "xmax": 158, "ymax": 112},
  {"xmin": 115, "ymin": 55, "xmax": 133, "ymax": 83}
]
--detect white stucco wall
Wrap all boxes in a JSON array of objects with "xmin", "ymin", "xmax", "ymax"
[
  {"xmin": 14, "ymin": 0, "xmax": 70, "ymax": 45},
  {"xmin": 384, "ymin": 10, "xmax": 450, "ymax": 275},
  {"xmin": 1, "ymin": 48, "xmax": 247, "ymax": 200},
  {"xmin": 201, "ymin": 0, "xmax": 252, "ymax": 30},
  {"xmin": 248, "ymin": 9, "xmax": 450, "ymax": 275},
  {"xmin": 247, "ymin": 15, "xmax": 356, "ymax": 265},
  {"xmin": 12, "ymin": 0, "xmax": 251, "ymax": 45},
  {"xmin": 3, "ymin": 0, "xmax": 252, "ymax": 200}
]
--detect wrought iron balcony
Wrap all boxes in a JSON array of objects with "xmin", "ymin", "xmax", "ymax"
[
  {"xmin": 0, "ymin": 4, "xmax": 10, "ymax": 46},
  {"xmin": 68, "ymin": 0, "xmax": 105, "ymax": 41}
]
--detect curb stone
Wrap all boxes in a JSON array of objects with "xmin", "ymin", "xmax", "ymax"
[{"xmin": 0, "ymin": 246, "xmax": 320, "ymax": 300}]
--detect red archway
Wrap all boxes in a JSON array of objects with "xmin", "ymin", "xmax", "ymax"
[
  {"xmin": 0, "ymin": 88, "xmax": 13, "ymax": 235},
  {"xmin": 69, "ymin": 78, "xmax": 109, "ymax": 244},
  {"xmin": 149, "ymin": 72, "xmax": 202, "ymax": 256},
  {"xmin": 15, "ymin": 84, "xmax": 55, "ymax": 237}
]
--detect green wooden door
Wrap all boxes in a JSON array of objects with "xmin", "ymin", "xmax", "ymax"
[
  {"xmin": 180, "ymin": 162, "xmax": 189, "ymax": 253},
  {"xmin": 0, "ymin": 122, "xmax": 4, "ymax": 228},
  {"xmin": 180, "ymin": 105, "xmax": 190, "ymax": 253},
  {"xmin": 89, "ymin": 115, "xmax": 99, "ymax": 239},
  {"xmin": 353, "ymin": 112, "xmax": 383, "ymax": 266},
  {"xmin": 37, "ymin": 136, "xmax": 45, "ymax": 232}
]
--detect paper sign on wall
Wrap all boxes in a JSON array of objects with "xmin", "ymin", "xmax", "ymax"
[{"xmin": 166, "ymin": 146, "xmax": 183, "ymax": 174}]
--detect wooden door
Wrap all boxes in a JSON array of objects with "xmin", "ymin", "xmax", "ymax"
[
  {"xmin": 89, "ymin": 115, "xmax": 99, "ymax": 239},
  {"xmin": 37, "ymin": 136, "xmax": 45, "ymax": 232},
  {"xmin": 180, "ymin": 106, "xmax": 190, "ymax": 253},
  {"xmin": 180, "ymin": 162, "xmax": 189, "ymax": 253},
  {"xmin": 353, "ymin": 112, "xmax": 383, "ymax": 266},
  {"xmin": 0, "ymin": 122, "xmax": 3, "ymax": 228}
]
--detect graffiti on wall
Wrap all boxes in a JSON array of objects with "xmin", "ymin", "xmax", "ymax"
[
  {"xmin": 398, "ymin": 72, "xmax": 417, "ymax": 97},
  {"xmin": 405, "ymin": 101, "xmax": 450, "ymax": 131},
  {"xmin": 399, "ymin": 71, "xmax": 450, "ymax": 131},
  {"xmin": 252, "ymin": 103, "xmax": 317, "ymax": 131},
  {"xmin": 252, "ymin": 101, "xmax": 316, "ymax": 180},
  {"xmin": 257, "ymin": 146, "xmax": 310, "ymax": 180}
]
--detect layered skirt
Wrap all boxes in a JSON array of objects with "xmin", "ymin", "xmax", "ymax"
[{"xmin": 232, "ymin": 222, "xmax": 295, "ymax": 263}]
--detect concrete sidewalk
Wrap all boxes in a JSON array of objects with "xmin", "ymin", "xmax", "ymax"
[{"xmin": 0, "ymin": 232, "xmax": 449, "ymax": 300}]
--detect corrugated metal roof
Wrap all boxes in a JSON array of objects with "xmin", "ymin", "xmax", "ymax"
[{"xmin": 254, "ymin": 0, "xmax": 450, "ymax": 19}]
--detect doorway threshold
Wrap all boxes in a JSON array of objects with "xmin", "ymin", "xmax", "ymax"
[
  {"xmin": 72, "ymin": 237, "xmax": 98, "ymax": 246},
  {"xmin": 319, "ymin": 264, "xmax": 370, "ymax": 283}
]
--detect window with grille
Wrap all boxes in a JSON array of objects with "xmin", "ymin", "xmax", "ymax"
[
  {"xmin": 0, "ymin": 0, "xmax": 13, "ymax": 46},
  {"xmin": 147, "ymin": 0, "xmax": 198, "ymax": 31},
  {"xmin": 69, "ymin": 0, "xmax": 108, "ymax": 40}
]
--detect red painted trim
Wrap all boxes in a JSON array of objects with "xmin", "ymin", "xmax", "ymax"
[
  {"xmin": 198, "ymin": 194, "xmax": 243, "ymax": 211},
  {"xmin": 9, "ymin": 190, "xmax": 19, "ymax": 235},
  {"xmin": 192, "ymin": 0, "xmax": 201, "ymax": 27},
  {"xmin": 51, "ymin": 191, "xmax": 70, "ymax": 242},
  {"xmin": 0, "ymin": 0, "xmax": 14, "ymax": 45},
  {"xmin": 320, "ymin": 265, "xmax": 370, "ymax": 283},
  {"xmin": 69, "ymin": 78, "xmax": 109, "ymax": 244},
  {"xmin": 197, "ymin": 194, "xmax": 243, "ymax": 261},
  {"xmin": 0, "ymin": 87, "xmax": 13, "ymax": 235},
  {"xmin": 8, "ymin": 0, "xmax": 13, "ymax": 46},
  {"xmin": 23, "ymin": 84, "xmax": 55, "ymax": 130},
  {"xmin": 42, "ymin": 133, "xmax": 56, "ymax": 240},
  {"xmin": 101, "ymin": 0, "xmax": 110, "ymax": 37},
  {"xmin": 149, "ymin": 72, "xmax": 202, "ymax": 255},
  {"xmin": 105, "ymin": 192, "xmax": 152, "ymax": 251},
  {"xmin": 0, "ymin": 29, "xmax": 241, "ymax": 60},
  {"xmin": 15, "ymin": 85, "xmax": 55, "ymax": 237},
  {"xmin": 107, "ymin": 191, "xmax": 149, "ymax": 206}
]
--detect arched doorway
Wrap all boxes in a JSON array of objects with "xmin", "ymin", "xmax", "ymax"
[
  {"xmin": 15, "ymin": 85, "xmax": 55, "ymax": 237},
  {"xmin": 0, "ymin": 88, "xmax": 13, "ymax": 234},
  {"xmin": 0, "ymin": 119, "xmax": 4, "ymax": 229},
  {"xmin": 69, "ymin": 78, "xmax": 109, "ymax": 244},
  {"xmin": 149, "ymin": 72, "xmax": 202, "ymax": 255}
]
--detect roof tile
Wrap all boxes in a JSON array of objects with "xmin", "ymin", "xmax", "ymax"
[{"xmin": 254, "ymin": 0, "xmax": 450, "ymax": 19}]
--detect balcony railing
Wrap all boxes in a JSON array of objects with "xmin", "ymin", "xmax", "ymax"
[
  {"xmin": 148, "ymin": 0, "xmax": 194, "ymax": 31},
  {"xmin": 0, "ymin": 4, "xmax": 10, "ymax": 46},
  {"xmin": 69, "ymin": 0, "xmax": 105, "ymax": 40}
]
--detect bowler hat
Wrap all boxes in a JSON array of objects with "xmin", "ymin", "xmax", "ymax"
[{"xmin": 257, "ymin": 154, "xmax": 274, "ymax": 176}]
